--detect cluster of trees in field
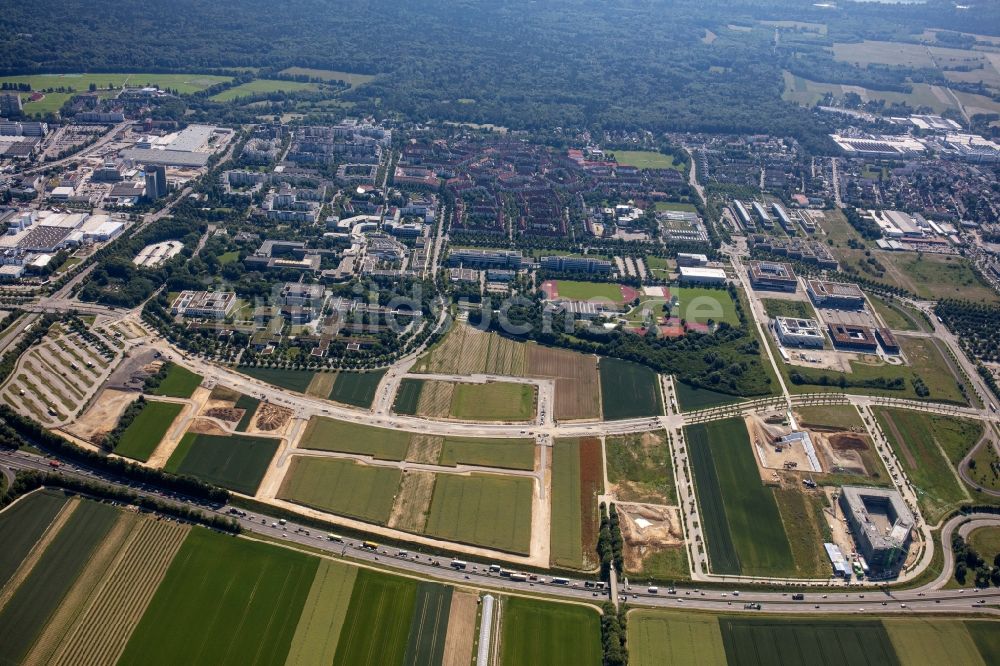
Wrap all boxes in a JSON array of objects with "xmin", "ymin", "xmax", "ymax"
[
  {"xmin": 600, "ymin": 600, "xmax": 628, "ymax": 666},
  {"xmin": 935, "ymin": 300, "xmax": 1000, "ymax": 364},
  {"xmin": 597, "ymin": 502, "xmax": 624, "ymax": 580},
  {"xmin": 952, "ymin": 533, "xmax": 1000, "ymax": 588},
  {"xmin": 7, "ymin": 1, "xmax": 997, "ymax": 149}
]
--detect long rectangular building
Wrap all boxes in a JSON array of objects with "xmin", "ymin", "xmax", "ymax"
[
  {"xmin": 806, "ymin": 279, "xmax": 866, "ymax": 309},
  {"xmin": 748, "ymin": 261, "xmax": 797, "ymax": 292}
]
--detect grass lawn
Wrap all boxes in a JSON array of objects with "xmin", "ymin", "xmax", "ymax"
[
  {"xmin": 165, "ymin": 433, "xmax": 280, "ymax": 495},
  {"xmin": 718, "ymin": 616, "xmax": 899, "ymax": 665},
  {"xmin": 115, "ymin": 400, "xmax": 183, "ymax": 462},
  {"xmin": 278, "ymin": 67, "xmax": 375, "ymax": 88},
  {"xmin": 279, "ymin": 457, "xmax": 401, "ymax": 524},
  {"xmin": 0, "ymin": 490, "xmax": 67, "ymax": 588},
  {"xmin": 674, "ymin": 382, "xmax": 743, "ymax": 411},
  {"xmin": 600, "ymin": 358, "xmax": 662, "ymax": 420},
  {"xmin": 299, "ymin": 416, "xmax": 411, "ymax": 461},
  {"xmin": 761, "ymin": 298, "xmax": 815, "ymax": 321},
  {"xmin": 1, "ymin": 72, "xmax": 231, "ymax": 95},
  {"xmin": 550, "ymin": 439, "xmax": 584, "ymax": 568},
  {"xmin": 968, "ymin": 526, "xmax": 1000, "ymax": 561},
  {"xmin": 285, "ymin": 560, "xmax": 357, "ymax": 666},
  {"xmin": 150, "ymin": 364, "xmax": 202, "ymax": 398},
  {"xmin": 439, "ymin": 436, "xmax": 535, "ymax": 470},
  {"xmin": 119, "ymin": 528, "xmax": 317, "ymax": 666},
  {"xmin": 629, "ymin": 611, "xmax": 726, "ymax": 666},
  {"xmin": 211, "ymin": 79, "xmax": 318, "ymax": 101},
  {"xmin": 0, "ymin": 500, "xmax": 120, "ymax": 665},
  {"xmin": 329, "ymin": 370, "xmax": 385, "ymax": 408},
  {"xmin": 332, "ymin": 569, "xmax": 417, "ymax": 666},
  {"xmin": 873, "ymin": 407, "xmax": 976, "ymax": 521},
  {"xmin": 393, "ymin": 379, "xmax": 423, "ymax": 415},
  {"xmin": 606, "ymin": 431, "xmax": 676, "ymax": 504},
  {"xmin": 499, "ymin": 597, "xmax": 601, "ymax": 666},
  {"xmin": 686, "ymin": 419, "xmax": 794, "ymax": 576},
  {"xmin": 555, "ymin": 280, "xmax": 625, "ymax": 303},
  {"xmin": 450, "ymin": 382, "xmax": 535, "ymax": 421},
  {"xmin": 424, "ymin": 473, "xmax": 533, "ymax": 554},
  {"xmin": 882, "ymin": 253, "xmax": 1000, "ymax": 305},
  {"xmin": 629, "ymin": 546, "xmax": 690, "ymax": 581},
  {"xmin": 240, "ymin": 367, "xmax": 315, "ymax": 393},
  {"xmin": 868, "ymin": 294, "xmax": 922, "ymax": 332},
  {"xmin": 611, "ymin": 150, "xmax": 681, "ymax": 171},
  {"xmin": 671, "ymin": 286, "xmax": 740, "ymax": 326},
  {"xmin": 794, "ymin": 404, "xmax": 864, "ymax": 430}
]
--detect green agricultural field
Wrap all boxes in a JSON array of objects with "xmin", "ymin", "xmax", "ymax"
[
  {"xmin": 279, "ymin": 67, "xmax": 375, "ymax": 88},
  {"xmin": 0, "ymin": 500, "xmax": 119, "ymax": 665},
  {"xmin": 772, "ymin": 488, "xmax": 831, "ymax": 578},
  {"xmin": 240, "ymin": 367, "xmax": 315, "ymax": 393},
  {"xmin": 115, "ymin": 400, "xmax": 183, "ymax": 461},
  {"xmin": 606, "ymin": 431, "xmax": 675, "ymax": 504},
  {"xmin": 439, "ymin": 436, "xmax": 535, "ymax": 470},
  {"xmin": 873, "ymin": 407, "xmax": 978, "ymax": 521},
  {"xmin": 555, "ymin": 280, "xmax": 625, "ymax": 303},
  {"xmin": 278, "ymin": 457, "xmax": 401, "ymax": 524},
  {"xmin": 500, "ymin": 597, "xmax": 601, "ymax": 666},
  {"xmin": 599, "ymin": 358, "xmax": 662, "ymax": 420},
  {"xmin": 611, "ymin": 150, "xmax": 681, "ymax": 170},
  {"xmin": 211, "ymin": 79, "xmax": 318, "ymax": 101},
  {"xmin": 119, "ymin": 528, "xmax": 317, "ymax": 666},
  {"xmin": 150, "ymin": 364, "xmax": 203, "ymax": 398},
  {"xmin": 285, "ymin": 560, "xmax": 358, "ymax": 666},
  {"xmin": 868, "ymin": 295, "xmax": 922, "ymax": 332},
  {"xmin": 686, "ymin": 419, "xmax": 795, "ymax": 576},
  {"xmin": 674, "ymin": 382, "xmax": 743, "ymax": 411},
  {"xmin": 550, "ymin": 439, "xmax": 584, "ymax": 568},
  {"xmin": 333, "ymin": 569, "xmax": 417, "ymax": 666},
  {"xmin": 718, "ymin": 617, "xmax": 900, "ymax": 665},
  {"xmin": 881, "ymin": 253, "xmax": 1000, "ymax": 305},
  {"xmin": 165, "ymin": 433, "xmax": 280, "ymax": 495},
  {"xmin": 299, "ymin": 416, "xmax": 411, "ymax": 460},
  {"xmin": 0, "ymin": 490, "xmax": 67, "ymax": 588},
  {"xmin": 966, "ymin": 620, "xmax": 1000, "ymax": 665},
  {"xmin": 329, "ymin": 370, "xmax": 385, "ymax": 408},
  {"xmin": 0, "ymin": 72, "xmax": 231, "ymax": 95},
  {"xmin": 393, "ymin": 379, "xmax": 423, "ymax": 415},
  {"xmin": 761, "ymin": 298, "xmax": 815, "ymax": 321},
  {"xmin": 402, "ymin": 583, "xmax": 452, "ymax": 666},
  {"xmin": 671, "ymin": 286, "xmax": 740, "ymax": 326},
  {"xmin": 885, "ymin": 618, "xmax": 987, "ymax": 666},
  {"xmin": 629, "ymin": 611, "xmax": 726, "ymax": 666},
  {"xmin": 450, "ymin": 382, "xmax": 536, "ymax": 421},
  {"xmin": 234, "ymin": 394, "xmax": 260, "ymax": 431},
  {"xmin": 795, "ymin": 404, "xmax": 864, "ymax": 430},
  {"xmin": 424, "ymin": 473, "xmax": 533, "ymax": 554}
]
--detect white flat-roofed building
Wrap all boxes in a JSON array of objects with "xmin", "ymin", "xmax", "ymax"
[
  {"xmin": 807, "ymin": 279, "xmax": 866, "ymax": 309},
  {"xmin": 774, "ymin": 316, "xmax": 825, "ymax": 348},
  {"xmin": 170, "ymin": 290, "xmax": 237, "ymax": 319},
  {"xmin": 676, "ymin": 252, "xmax": 709, "ymax": 267},
  {"xmin": 678, "ymin": 266, "xmax": 727, "ymax": 284}
]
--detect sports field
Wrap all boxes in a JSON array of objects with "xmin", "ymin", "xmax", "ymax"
[
  {"xmin": 120, "ymin": 528, "xmax": 317, "ymax": 666},
  {"xmin": 449, "ymin": 382, "xmax": 536, "ymax": 421},
  {"xmin": 686, "ymin": 419, "xmax": 794, "ymax": 576},
  {"xmin": 873, "ymin": 407, "xmax": 977, "ymax": 521},
  {"xmin": 439, "ymin": 436, "xmax": 535, "ymax": 470},
  {"xmin": 551, "ymin": 280, "xmax": 627, "ymax": 303},
  {"xmin": 606, "ymin": 430, "xmax": 675, "ymax": 504},
  {"xmin": 629, "ymin": 611, "xmax": 726, "ymax": 666},
  {"xmin": 599, "ymin": 358, "xmax": 662, "ymax": 420},
  {"xmin": 332, "ymin": 569, "xmax": 417, "ymax": 666},
  {"xmin": 165, "ymin": 432, "xmax": 280, "ymax": 495},
  {"xmin": 150, "ymin": 364, "xmax": 202, "ymax": 398},
  {"xmin": 299, "ymin": 416, "xmax": 411, "ymax": 460},
  {"xmin": 211, "ymin": 79, "xmax": 318, "ymax": 101},
  {"xmin": 278, "ymin": 457, "xmax": 401, "ymax": 524},
  {"xmin": 612, "ymin": 150, "xmax": 681, "ymax": 170},
  {"xmin": 424, "ymin": 473, "xmax": 533, "ymax": 554},
  {"xmin": 329, "ymin": 370, "xmax": 385, "ymax": 408},
  {"xmin": 499, "ymin": 597, "xmax": 601, "ymax": 666},
  {"xmin": 115, "ymin": 400, "xmax": 183, "ymax": 461}
]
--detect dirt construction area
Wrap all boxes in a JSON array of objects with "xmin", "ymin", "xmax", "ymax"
[
  {"xmin": 745, "ymin": 413, "xmax": 818, "ymax": 478},
  {"xmin": 616, "ymin": 503, "xmax": 683, "ymax": 571},
  {"xmin": 67, "ymin": 388, "xmax": 140, "ymax": 444},
  {"xmin": 250, "ymin": 403, "xmax": 292, "ymax": 433}
]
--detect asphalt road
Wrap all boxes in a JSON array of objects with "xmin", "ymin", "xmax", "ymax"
[{"xmin": 3, "ymin": 448, "xmax": 998, "ymax": 616}]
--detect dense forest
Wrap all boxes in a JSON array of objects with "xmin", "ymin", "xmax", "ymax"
[{"xmin": 3, "ymin": 1, "xmax": 999, "ymax": 147}]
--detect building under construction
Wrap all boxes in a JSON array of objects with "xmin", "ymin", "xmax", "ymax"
[{"xmin": 838, "ymin": 486, "xmax": 914, "ymax": 576}]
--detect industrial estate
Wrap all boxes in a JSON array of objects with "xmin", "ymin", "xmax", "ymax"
[{"xmin": 1, "ymin": 1, "xmax": 1000, "ymax": 665}]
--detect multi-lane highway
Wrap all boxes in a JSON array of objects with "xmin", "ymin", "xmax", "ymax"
[{"xmin": 3, "ymin": 448, "xmax": 998, "ymax": 616}]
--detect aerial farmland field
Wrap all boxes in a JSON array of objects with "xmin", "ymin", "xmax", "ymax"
[
  {"xmin": 550, "ymin": 438, "xmax": 585, "ymax": 568},
  {"xmin": 278, "ymin": 456, "xmax": 401, "ymax": 523},
  {"xmin": 402, "ymin": 582, "xmax": 453, "ymax": 666},
  {"xmin": 150, "ymin": 364, "xmax": 203, "ymax": 398},
  {"xmin": 332, "ymin": 569, "xmax": 417, "ymax": 666},
  {"xmin": 114, "ymin": 400, "xmax": 183, "ymax": 462},
  {"xmin": 686, "ymin": 419, "xmax": 795, "ymax": 576},
  {"xmin": 499, "ymin": 597, "xmax": 601, "ymax": 666},
  {"xmin": 599, "ymin": 358, "xmax": 662, "ymax": 420},
  {"xmin": 298, "ymin": 416, "xmax": 411, "ymax": 460},
  {"xmin": 438, "ymin": 436, "xmax": 536, "ymax": 470},
  {"xmin": 525, "ymin": 344, "xmax": 601, "ymax": 420},
  {"xmin": 718, "ymin": 617, "xmax": 900, "ymax": 665},
  {"xmin": 449, "ymin": 381, "xmax": 536, "ymax": 421},
  {"xmin": 285, "ymin": 560, "xmax": 358, "ymax": 666},
  {"xmin": 629, "ymin": 611, "xmax": 726, "ymax": 666},
  {"xmin": 329, "ymin": 370, "xmax": 386, "ymax": 408},
  {"xmin": 239, "ymin": 367, "xmax": 316, "ymax": 393},
  {"xmin": 424, "ymin": 473, "xmax": 533, "ymax": 553},
  {"xmin": 0, "ymin": 490, "xmax": 67, "ymax": 587},
  {"xmin": 165, "ymin": 432, "xmax": 280, "ymax": 495}
]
